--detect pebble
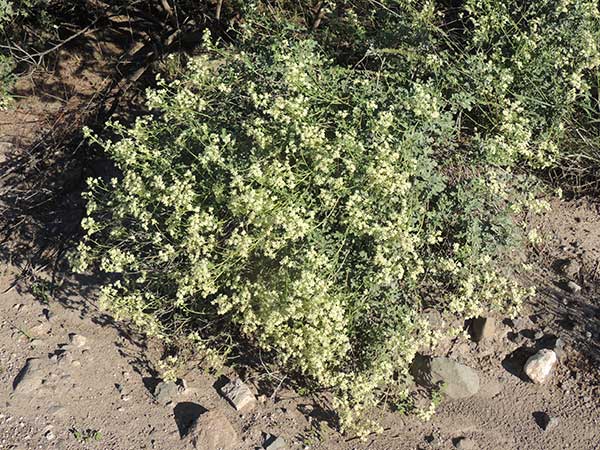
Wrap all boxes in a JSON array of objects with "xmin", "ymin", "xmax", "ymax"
[
  {"xmin": 454, "ymin": 437, "xmax": 476, "ymax": 449},
  {"xmin": 265, "ymin": 436, "xmax": 287, "ymax": 450},
  {"xmin": 220, "ymin": 378, "xmax": 257, "ymax": 411},
  {"xmin": 553, "ymin": 338, "xmax": 567, "ymax": 361},
  {"xmin": 566, "ymin": 281, "xmax": 581, "ymax": 294},
  {"xmin": 524, "ymin": 349, "xmax": 557, "ymax": 384},
  {"xmin": 536, "ymin": 412, "xmax": 559, "ymax": 431},
  {"xmin": 69, "ymin": 333, "xmax": 87, "ymax": 348},
  {"xmin": 533, "ymin": 331, "xmax": 544, "ymax": 340},
  {"xmin": 560, "ymin": 259, "xmax": 581, "ymax": 279}
]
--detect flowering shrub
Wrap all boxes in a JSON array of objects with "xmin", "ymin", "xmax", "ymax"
[
  {"xmin": 74, "ymin": 29, "xmax": 538, "ymax": 434},
  {"xmin": 73, "ymin": 0, "xmax": 600, "ymax": 438}
]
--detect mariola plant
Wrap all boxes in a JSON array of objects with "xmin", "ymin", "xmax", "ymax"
[{"xmin": 73, "ymin": 30, "xmax": 535, "ymax": 434}]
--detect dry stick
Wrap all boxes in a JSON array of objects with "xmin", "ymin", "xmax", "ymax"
[
  {"xmin": 161, "ymin": 0, "xmax": 174, "ymax": 17},
  {"xmin": 312, "ymin": 3, "xmax": 326, "ymax": 31},
  {"xmin": 216, "ymin": 0, "xmax": 223, "ymax": 20}
]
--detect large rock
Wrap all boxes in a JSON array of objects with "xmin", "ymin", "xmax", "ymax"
[
  {"xmin": 184, "ymin": 410, "xmax": 239, "ymax": 450},
  {"xmin": 220, "ymin": 379, "xmax": 256, "ymax": 411},
  {"xmin": 411, "ymin": 356, "xmax": 480, "ymax": 399},
  {"xmin": 524, "ymin": 349, "xmax": 557, "ymax": 384}
]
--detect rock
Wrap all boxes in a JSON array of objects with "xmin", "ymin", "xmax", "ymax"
[
  {"xmin": 154, "ymin": 381, "xmax": 179, "ymax": 405},
  {"xmin": 411, "ymin": 356, "xmax": 480, "ymax": 399},
  {"xmin": 184, "ymin": 410, "xmax": 239, "ymax": 450},
  {"xmin": 553, "ymin": 338, "xmax": 567, "ymax": 361},
  {"xmin": 69, "ymin": 334, "xmax": 87, "ymax": 348},
  {"xmin": 533, "ymin": 331, "xmax": 544, "ymax": 340},
  {"xmin": 511, "ymin": 316, "xmax": 534, "ymax": 332},
  {"xmin": 470, "ymin": 317, "xmax": 496, "ymax": 342},
  {"xmin": 524, "ymin": 349, "xmax": 557, "ymax": 384},
  {"xmin": 265, "ymin": 436, "xmax": 286, "ymax": 450},
  {"xmin": 559, "ymin": 259, "xmax": 580, "ymax": 279},
  {"xmin": 566, "ymin": 281, "xmax": 581, "ymax": 294},
  {"xmin": 13, "ymin": 359, "xmax": 46, "ymax": 394},
  {"xmin": 220, "ymin": 378, "xmax": 256, "ymax": 411},
  {"xmin": 454, "ymin": 437, "xmax": 476, "ymax": 449},
  {"xmin": 535, "ymin": 412, "xmax": 559, "ymax": 431}
]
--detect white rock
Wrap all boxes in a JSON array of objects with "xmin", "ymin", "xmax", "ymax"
[
  {"xmin": 524, "ymin": 349, "xmax": 557, "ymax": 384},
  {"xmin": 69, "ymin": 334, "xmax": 87, "ymax": 348},
  {"xmin": 220, "ymin": 379, "xmax": 256, "ymax": 411}
]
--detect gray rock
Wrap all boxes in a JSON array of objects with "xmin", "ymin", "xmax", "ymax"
[
  {"xmin": 185, "ymin": 410, "xmax": 239, "ymax": 450},
  {"xmin": 454, "ymin": 437, "xmax": 476, "ymax": 450},
  {"xmin": 566, "ymin": 281, "xmax": 581, "ymax": 294},
  {"xmin": 220, "ymin": 378, "xmax": 256, "ymax": 411},
  {"xmin": 154, "ymin": 381, "xmax": 180, "ymax": 405},
  {"xmin": 265, "ymin": 436, "xmax": 286, "ymax": 449},
  {"xmin": 13, "ymin": 359, "xmax": 46, "ymax": 394},
  {"xmin": 470, "ymin": 317, "xmax": 496, "ymax": 342},
  {"xmin": 524, "ymin": 349, "xmax": 557, "ymax": 384},
  {"xmin": 411, "ymin": 356, "xmax": 480, "ymax": 399}
]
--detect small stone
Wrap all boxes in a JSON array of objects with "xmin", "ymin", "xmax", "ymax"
[
  {"xmin": 154, "ymin": 381, "xmax": 179, "ymax": 405},
  {"xmin": 553, "ymin": 338, "xmax": 567, "ymax": 361},
  {"xmin": 184, "ymin": 410, "xmax": 239, "ymax": 450},
  {"xmin": 13, "ymin": 359, "xmax": 46, "ymax": 394},
  {"xmin": 524, "ymin": 349, "xmax": 557, "ymax": 384},
  {"xmin": 68, "ymin": 334, "xmax": 87, "ymax": 348},
  {"xmin": 534, "ymin": 331, "xmax": 544, "ymax": 340},
  {"xmin": 566, "ymin": 281, "xmax": 581, "ymax": 294},
  {"xmin": 470, "ymin": 317, "xmax": 496, "ymax": 342},
  {"xmin": 535, "ymin": 412, "xmax": 559, "ymax": 431},
  {"xmin": 179, "ymin": 378, "xmax": 188, "ymax": 393},
  {"xmin": 511, "ymin": 316, "xmax": 534, "ymax": 332},
  {"xmin": 265, "ymin": 436, "xmax": 286, "ymax": 450},
  {"xmin": 44, "ymin": 430, "xmax": 55, "ymax": 441},
  {"xmin": 220, "ymin": 379, "xmax": 256, "ymax": 411},
  {"xmin": 411, "ymin": 356, "xmax": 480, "ymax": 399},
  {"xmin": 559, "ymin": 259, "xmax": 581, "ymax": 279},
  {"xmin": 454, "ymin": 437, "xmax": 476, "ymax": 450},
  {"xmin": 71, "ymin": 360, "xmax": 81, "ymax": 368}
]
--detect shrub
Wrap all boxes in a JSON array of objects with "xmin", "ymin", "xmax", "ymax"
[
  {"xmin": 72, "ymin": 0, "xmax": 600, "ymax": 438},
  {"xmin": 74, "ymin": 30, "xmax": 534, "ymax": 434}
]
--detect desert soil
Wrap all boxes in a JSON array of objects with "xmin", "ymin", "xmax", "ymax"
[{"xmin": 1, "ymin": 54, "xmax": 599, "ymax": 450}]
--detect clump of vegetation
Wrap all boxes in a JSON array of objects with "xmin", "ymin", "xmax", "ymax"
[{"xmin": 71, "ymin": 0, "xmax": 599, "ymax": 437}]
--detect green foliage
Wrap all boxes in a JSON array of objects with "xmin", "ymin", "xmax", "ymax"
[
  {"xmin": 73, "ymin": 0, "xmax": 599, "ymax": 438},
  {"xmin": 0, "ymin": 54, "xmax": 14, "ymax": 110}
]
